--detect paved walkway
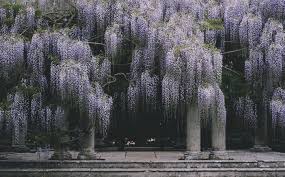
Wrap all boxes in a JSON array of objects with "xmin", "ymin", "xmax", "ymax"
[{"xmin": 1, "ymin": 150, "xmax": 285, "ymax": 161}]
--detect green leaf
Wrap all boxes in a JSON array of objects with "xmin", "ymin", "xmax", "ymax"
[{"xmin": 201, "ymin": 18, "xmax": 224, "ymax": 31}]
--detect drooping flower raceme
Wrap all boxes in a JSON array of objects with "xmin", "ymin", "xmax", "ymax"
[
  {"xmin": 235, "ymin": 96, "xmax": 257, "ymax": 129},
  {"xmin": 51, "ymin": 60, "xmax": 112, "ymax": 137},
  {"xmin": 10, "ymin": 92, "xmax": 28, "ymax": 146},
  {"xmin": 271, "ymin": 88, "xmax": 285, "ymax": 130},
  {"xmin": 239, "ymin": 13, "xmax": 262, "ymax": 48},
  {"xmin": 105, "ymin": 24, "xmax": 123, "ymax": 60},
  {"xmin": 0, "ymin": 35, "xmax": 25, "ymax": 79}
]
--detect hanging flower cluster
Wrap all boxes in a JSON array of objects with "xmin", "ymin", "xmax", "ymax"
[
  {"xmin": 127, "ymin": 82, "xmax": 140, "ymax": 116},
  {"xmin": 0, "ymin": 4, "xmax": 37, "ymax": 35},
  {"xmin": 162, "ymin": 50, "xmax": 181, "ymax": 120},
  {"xmin": 97, "ymin": 57, "xmax": 111, "ymax": 85},
  {"xmin": 27, "ymin": 33, "xmax": 48, "ymax": 88},
  {"xmin": 265, "ymin": 43, "xmax": 283, "ymax": 87},
  {"xmin": 224, "ymin": 0, "xmax": 249, "ymax": 41},
  {"xmin": 2, "ymin": 0, "xmax": 268, "ymax": 145},
  {"xmin": 0, "ymin": 24, "xmax": 114, "ymax": 144},
  {"xmin": 198, "ymin": 84, "xmax": 215, "ymax": 123},
  {"xmin": 51, "ymin": 60, "xmax": 112, "ymax": 137},
  {"xmin": 75, "ymin": 0, "xmax": 115, "ymax": 40},
  {"xmin": 223, "ymin": 0, "xmax": 285, "ymax": 45},
  {"xmin": 89, "ymin": 56, "xmax": 111, "ymax": 85},
  {"xmin": 235, "ymin": 96, "xmax": 257, "ymax": 129},
  {"xmin": 271, "ymin": 88, "xmax": 285, "ymax": 127},
  {"xmin": 10, "ymin": 91, "xmax": 28, "ymax": 147},
  {"xmin": 91, "ymin": 84, "xmax": 113, "ymax": 137},
  {"xmin": 105, "ymin": 24, "xmax": 123, "ymax": 60},
  {"xmin": 271, "ymin": 88, "xmax": 285, "ymax": 140},
  {"xmin": 30, "ymin": 92, "xmax": 65, "ymax": 132},
  {"xmin": 140, "ymin": 70, "xmax": 159, "ymax": 112},
  {"xmin": 52, "ymin": 60, "xmax": 91, "ymax": 109},
  {"xmin": 75, "ymin": 0, "xmax": 97, "ymax": 40},
  {"xmin": 233, "ymin": 0, "xmax": 285, "ymax": 135},
  {"xmin": 99, "ymin": 1, "xmax": 227, "ymax": 124},
  {"xmin": 0, "ymin": 35, "xmax": 25, "ymax": 79},
  {"xmin": 57, "ymin": 35, "xmax": 92, "ymax": 63},
  {"xmin": 11, "ymin": 6, "xmax": 36, "ymax": 34},
  {"xmin": 39, "ymin": 105, "xmax": 65, "ymax": 132},
  {"xmin": 245, "ymin": 48, "xmax": 264, "ymax": 90},
  {"xmin": 260, "ymin": 19, "xmax": 283, "ymax": 50},
  {"xmin": 261, "ymin": 0, "xmax": 285, "ymax": 21},
  {"xmin": 203, "ymin": 1, "xmax": 224, "ymax": 47},
  {"xmin": 30, "ymin": 93, "xmax": 43, "ymax": 130},
  {"xmin": 156, "ymin": 11, "xmax": 225, "ymax": 124},
  {"xmin": 239, "ymin": 13, "xmax": 262, "ymax": 48}
]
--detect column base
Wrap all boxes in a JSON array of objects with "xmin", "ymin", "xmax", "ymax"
[
  {"xmin": 50, "ymin": 150, "xmax": 72, "ymax": 160},
  {"xmin": 209, "ymin": 151, "xmax": 230, "ymax": 160},
  {"xmin": 182, "ymin": 151, "xmax": 210, "ymax": 160},
  {"xmin": 250, "ymin": 145, "xmax": 272, "ymax": 152},
  {"xmin": 181, "ymin": 151, "xmax": 231, "ymax": 160},
  {"xmin": 77, "ymin": 150, "xmax": 99, "ymax": 160}
]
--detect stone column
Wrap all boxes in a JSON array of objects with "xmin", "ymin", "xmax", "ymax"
[
  {"xmin": 251, "ymin": 104, "xmax": 271, "ymax": 152},
  {"xmin": 211, "ymin": 113, "xmax": 226, "ymax": 151},
  {"xmin": 211, "ymin": 109, "xmax": 228, "ymax": 159},
  {"xmin": 77, "ymin": 118, "xmax": 97, "ymax": 160},
  {"xmin": 250, "ymin": 85, "xmax": 271, "ymax": 152},
  {"xmin": 184, "ymin": 102, "xmax": 207, "ymax": 159},
  {"xmin": 50, "ymin": 110, "xmax": 72, "ymax": 160},
  {"xmin": 11, "ymin": 117, "xmax": 29, "ymax": 152},
  {"xmin": 186, "ymin": 103, "xmax": 200, "ymax": 151}
]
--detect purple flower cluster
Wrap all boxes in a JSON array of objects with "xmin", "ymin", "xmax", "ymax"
[
  {"xmin": 235, "ymin": 96, "xmax": 257, "ymax": 129},
  {"xmin": 271, "ymin": 88, "xmax": 285, "ymax": 130},
  {"xmin": 0, "ymin": 35, "xmax": 25, "ymax": 79}
]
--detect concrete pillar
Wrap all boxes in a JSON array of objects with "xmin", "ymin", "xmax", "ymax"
[
  {"xmin": 211, "ymin": 112, "xmax": 226, "ymax": 151},
  {"xmin": 11, "ymin": 118, "xmax": 29, "ymax": 152},
  {"xmin": 77, "ymin": 126, "xmax": 97, "ymax": 159},
  {"xmin": 208, "ymin": 100, "xmax": 229, "ymax": 160},
  {"xmin": 186, "ymin": 103, "xmax": 200, "ymax": 152},
  {"xmin": 51, "ymin": 108, "xmax": 72, "ymax": 160},
  {"xmin": 77, "ymin": 116, "xmax": 97, "ymax": 160},
  {"xmin": 210, "ymin": 109, "xmax": 229, "ymax": 159},
  {"xmin": 184, "ymin": 102, "xmax": 208, "ymax": 159},
  {"xmin": 250, "ymin": 84, "xmax": 271, "ymax": 152},
  {"xmin": 251, "ymin": 104, "xmax": 271, "ymax": 152}
]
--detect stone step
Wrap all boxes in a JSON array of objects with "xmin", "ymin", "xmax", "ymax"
[
  {"xmin": 1, "ymin": 160, "xmax": 285, "ymax": 169},
  {"xmin": 0, "ymin": 168, "xmax": 285, "ymax": 177},
  {"xmin": 1, "ymin": 167, "xmax": 285, "ymax": 172}
]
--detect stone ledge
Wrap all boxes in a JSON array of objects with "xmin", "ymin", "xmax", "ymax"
[
  {"xmin": 1, "ymin": 168, "xmax": 285, "ymax": 172},
  {"xmin": 1, "ymin": 167, "xmax": 285, "ymax": 177},
  {"xmin": 0, "ymin": 160, "xmax": 285, "ymax": 169}
]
